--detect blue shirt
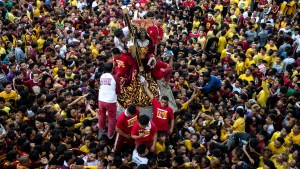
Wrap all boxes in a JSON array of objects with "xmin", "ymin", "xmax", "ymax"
[{"xmin": 202, "ymin": 75, "xmax": 222, "ymax": 91}]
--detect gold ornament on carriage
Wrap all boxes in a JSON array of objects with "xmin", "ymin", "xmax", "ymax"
[{"xmin": 132, "ymin": 18, "xmax": 153, "ymax": 33}]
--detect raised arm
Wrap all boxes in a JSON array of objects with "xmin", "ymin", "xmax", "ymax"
[
  {"xmin": 68, "ymin": 93, "xmax": 88, "ymax": 107},
  {"xmin": 143, "ymin": 80, "xmax": 154, "ymax": 100}
]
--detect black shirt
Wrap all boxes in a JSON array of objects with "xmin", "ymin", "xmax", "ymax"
[
  {"xmin": 205, "ymin": 37, "xmax": 219, "ymax": 52},
  {"xmin": 177, "ymin": 47, "xmax": 189, "ymax": 58},
  {"xmin": 190, "ymin": 59, "xmax": 202, "ymax": 67}
]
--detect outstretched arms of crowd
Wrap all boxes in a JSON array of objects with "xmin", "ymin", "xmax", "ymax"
[{"xmin": 142, "ymin": 80, "xmax": 154, "ymax": 100}]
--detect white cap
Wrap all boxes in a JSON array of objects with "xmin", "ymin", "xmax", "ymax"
[
  {"xmin": 226, "ymin": 52, "xmax": 231, "ymax": 55},
  {"xmin": 208, "ymin": 13, "xmax": 212, "ymax": 17}
]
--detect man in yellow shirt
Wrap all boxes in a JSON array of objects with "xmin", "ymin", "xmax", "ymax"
[
  {"xmin": 5, "ymin": 7, "xmax": 15, "ymax": 22},
  {"xmin": 109, "ymin": 16, "xmax": 120, "ymax": 36},
  {"xmin": 0, "ymin": 82, "xmax": 18, "ymax": 102},
  {"xmin": 227, "ymin": 25, "xmax": 238, "ymax": 45},
  {"xmin": 192, "ymin": 16, "xmax": 201, "ymax": 32},
  {"xmin": 271, "ymin": 152, "xmax": 289, "ymax": 169},
  {"xmin": 214, "ymin": 10, "xmax": 222, "ymax": 29},
  {"xmin": 0, "ymin": 97, "xmax": 10, "ymax": 113},
  {"xmin": 271, "ymin": 126, "xmax": 292, "ymax": 147},
  {"xmin": 92, "ymin": 41, "xmax": 101, "ymax": 58},
  {"xmin": 239, "ymin": 68, "xmax": 254, "ymax": 82},
  {"xmin": 89, "ymin": 38, "xmax": 97, "ymax": 51},
  {"xmin": 52, "ymin": 58, "xmax": 67, "ymax": 77},
  {"xmin": 218, "ymin": 30, "xmax": 227, "ymax": 53},
  {"xmin": 232, "ymin": 108, "xmax": 245, "ymax": 132},
  {"xmin": 265, "ymin": 39, "xmax": 278, "ymax": 53},
  {"xmin": 268, "ymin": 137, "xmax": 287, "ymax": 155},
  {"xmin": 214, "ymin": 1, "xmax": 223, "ymax": 12},
  {"xmin": 36, "ymin": 33, "xmax": 46, "ymax": 53},
  {"xmin": 225, "ymin": 108, "xmax": 248, "ymax": 150},
  {"xmin": 253, "ymin": 47, "xmax": 271, "ymax": 66},
  {"xmin": 289, "ymin": 123, "xmax": 300, "ymax": 145},
  {"xmin": 257, "ymin": 159, "xmax": 276, "ymax": 169},
  {"xmin": 257, "ymin": 78, "xmax": 271, "ymax": 107}
]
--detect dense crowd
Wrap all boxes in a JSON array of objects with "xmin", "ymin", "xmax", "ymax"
[{"xmin": 0, "ymin": 0, "xmax": 299, "ymax": 168}]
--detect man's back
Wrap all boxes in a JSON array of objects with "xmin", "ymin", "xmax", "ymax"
[
  {"xmin": 98, "ymin": 73, "xmax": 118, "ymax": 103},
  {"xmin": 258, "ymin": 30, "xmax": 268, "ymax": 47}
]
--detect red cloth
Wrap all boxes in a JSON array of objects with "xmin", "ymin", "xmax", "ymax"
[
  {"xmin": 182, "ymin": 0, "xmax": 195, "ymax": 8},
  {"xmin": 151, "ymin": 98, "xmax": 174, "ymax": 131},
  {"xmin": 131, "ymin": 121, "xmax": 157, "ymax": 148},
  {"xmin": 187, "ymin": 33, "xmax": 200, "ymax": 40},
  {"xmin": 151, "ymin": 61, "xmax": 168, "ymax": 80},
  {"xmin": 138, "ymin": 0, "xmax": 148, "ymax": 6},
  {"xmin": 102, "ymin": 29, "xmax": 110, "ymax": 36},
  {"xmin": 147, "ymin": 25, "xmax": 163, "ymax": 45}
]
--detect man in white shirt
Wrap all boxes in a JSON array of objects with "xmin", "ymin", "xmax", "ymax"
[
  {"xmin": 57, "ymin": 39, "xmax": 67, "ymax": 59},
  {"xmin": 98, "ymin": 62, "xmax": 120, "ymax": 139},
  {"xmin": 251, "ymin": 11, "xmax": 260, "ymax": 23},
  {"xmin": 278, "ymin": 24, "xmax": 292, "ymax": 35},
  {"xmin": 243, "ymin": 6, "xmax": 252, "ymax": 18},
  {"xmin": 292, "ymin": 28, "xmax": 300, "ymax": 41},
  {"xmin": 113, "ymin": 27, "xmax": 130, "ymax": 54},
  {"xmin": 77, "ymin": 0, "xmax": 87, "ymax": 12},
  {"xmin": 82, "ymin": 150, "xmax": 99, "ymax": 166},
  {"xmin": 264, "ymin": 114, "xmax": 275, "ymax": 135},
  {"xmin": 92, "ymin": 0, "xmax": 100, "ymax": 8},
  {"xmin": 260, "ymin": 14, "xmax": 274, "ymax": 26},
  {"xmin": 64, "ymin": 21, "xmax": 75, "ymax": 34},
  {"xmin": 232, "ymin": 79, "xmax": 243, "ymax": 93},
  {"xmin": 132, "ymin": 144, "xmax": 149, "ymax": 166}
]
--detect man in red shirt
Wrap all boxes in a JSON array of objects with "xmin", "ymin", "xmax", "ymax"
[
  {"xmin": 221, "ymin": 52, "xmax": 234, "ymax": 68},
  {"xmin": 204, "ymin": 13, "xmax": 215, "ymax": 32},
  {"xmin": 258, "ymin": 0, "xmax": 268, "ymax": 13},
  {"xmin": 147, "ymin": 13, "xmax": 164, "ymax": 55},
  {"xmin": 149, "ymin": 54, "xmax": 173, "ymax": 86},
  {"xmin": 112, "ymin": 48, "xmax": 136, "ymax": 84},
  {"xmin": 143, "ymin": 80, "xmax": 174, "ymax": 136},
  {"xmin": 114, "ymin": 105, "xmax": 140, "ymax": 153},
  {"xmin": 131, "ymin": 115, "xmax": 157, "ymax": 152},
  {"xmin": 23, "ymin": 73, "xmax": 42, "ymax": 94}
]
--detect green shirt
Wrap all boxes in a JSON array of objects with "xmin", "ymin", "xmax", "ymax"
[
  {"xmin": 286, "ymin": 89, "xmax": 295, "ymax": 97},
  {"xmin": 4, "ymin": 2, "xmax": 13, "ymax": 9}
]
